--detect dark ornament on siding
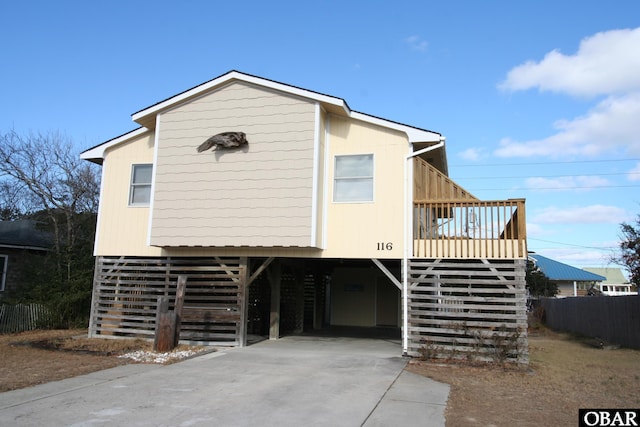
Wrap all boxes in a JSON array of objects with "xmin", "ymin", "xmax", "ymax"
[{"xmin": 197, "ymin": 132, "xmax": 248, "ymax": 152}]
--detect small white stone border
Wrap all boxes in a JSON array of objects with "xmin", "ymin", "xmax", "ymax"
[{"xmin": 118, "ymin": 348, "xmax": 208, "ymax": 364}]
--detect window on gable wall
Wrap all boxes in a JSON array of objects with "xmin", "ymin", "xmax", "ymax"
[
  {"xmin": 129, "ymin": 164, "xmax": 153, "ymax": 206},
  {"xmin": 333, "ymin": 154, "xmax": 374, "ymax": 202}
]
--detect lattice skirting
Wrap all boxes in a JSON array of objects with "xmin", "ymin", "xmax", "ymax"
[
  {"xmin": 408, "ymin": 258, "xmax": 528, "ymax": 364},
  {"xmin": 89, "ymin": 256, "xmax": 247, "ymax": 346}
]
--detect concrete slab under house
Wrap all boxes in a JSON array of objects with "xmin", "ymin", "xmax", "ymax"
[{"xmin": 81, "ymin": 71, "xmax": 529, "ymax": 363}]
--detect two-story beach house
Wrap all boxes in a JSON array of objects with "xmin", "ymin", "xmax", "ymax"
[{"xmin": 81, "ymin": 71, "xmax": 528, "ymax": 361}]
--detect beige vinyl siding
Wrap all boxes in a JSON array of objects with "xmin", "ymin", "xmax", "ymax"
[
  {"xmin": 323, "ymin": 115, "xmax": 408, "ymax": 259},
  {"xmin": 94, "ymin": 131, "xmax": 162, "ymax": 256},
  {"xmin": 150, "ymin": 82, "xmax": 317, "ymax": 247},
  {"xmin": 95, "ymin": 90, "xmax": 416, "ymax": 259}
]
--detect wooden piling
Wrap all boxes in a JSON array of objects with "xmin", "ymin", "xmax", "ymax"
[{"xmin": 154, "ymin": 296, "xmax": 176, "ymax": 352}]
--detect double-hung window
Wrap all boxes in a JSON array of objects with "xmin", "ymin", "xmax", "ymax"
[
  {"xmin": 129, "ymin": 164, "xmax": 153, "ymax": 206},
  {"xmin": 333, "ymin": 154, "xmax": 374, "ymax": 202}
]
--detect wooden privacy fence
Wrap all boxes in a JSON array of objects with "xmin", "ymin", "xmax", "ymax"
[
  {"xmin": 413, "ymin": 199, "xmax": 527, "ymax": 259},
  {"xmin": 408, "ymin": 258, "xmax": 528, "ymax": 364},
  {"xmin": 540, "ymin": 296, "xmax": 640, "ymax": 349},
  {"xmin": 90, "ymin": 256, "xmax": 247, "ymax": 346},
  {"xmin": 0, "ymin": 303, "xmax": 57, "ymax": 333}
]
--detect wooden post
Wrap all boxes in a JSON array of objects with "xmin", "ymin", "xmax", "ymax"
[
  {"xmin": 518, "ymin": 199, "xmax": 527, "ymax": 258},
  {"xmin": 314, "ymin": 269, "xmax": 322, "ymax": 330},
  {"xmin": 154, "ymin": 275, "xmax": 186, "ymax": 352},
  {"xmin": 154, "ymin": 296, "xmax": 176, "ymax": 352},
  {"xmin": 87, "ymin": 257, "xmax": 100, "ymax": 338},
  {"xmin": 294, "ymin": 268, "xmax": 305, "ymax": 334},
  {"xmin": 238, "ymin": 257, "xmax": 248, "ymax": 347},
  {"xmin": 268, "ymin": 261, "xmax": 281, "ymax": 340},
  {"xmin": 173, "ymin": 275, "xmax": 187, "ymax": 346}
]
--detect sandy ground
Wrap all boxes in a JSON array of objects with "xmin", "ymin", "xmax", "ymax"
[
  {"xmin": 0, "ymin": 329, "xmax": 204, "ymax": 393},
  {"xmin": 1, "ymin": 328, "xmax": 639, "ymax": 426},
  {"xmin": 410, "ymin": 328, "xmax": 640, "ymax": 426}
]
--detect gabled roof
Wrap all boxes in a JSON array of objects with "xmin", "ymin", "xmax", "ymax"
[
  {"xmin": 131, "ymin": 70, "xmax": 352, "ymax": 128},
  {"xmin": 81, "ymin": 70, "xmax": 444, "ymax": 164},
  {"xmin": 80, "ymin": 127, "xmax": 149, "ymax": 165},
  {"xmin": 0, "ymin": 220, "xmax": 53, "ymax": 251},
  {"xmin": 582, "ymin": 267, "xmax": 629, "ymax": 284},
  {"xmin": 529, "ymin": 253, "xmax": 606, "ymax": 282}
]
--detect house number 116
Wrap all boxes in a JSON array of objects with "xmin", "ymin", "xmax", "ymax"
[{"xmin": 377, "ymin": 242, "xmax": 393, "ymax": 250}]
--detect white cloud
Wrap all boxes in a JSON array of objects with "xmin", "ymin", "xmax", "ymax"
[
  {"xmin": 531, "ymin": 205, "xmax": 628, "ymax": 224},
  {"xmin": 525, "ymin": 175, "xmax": 610, "ymax": 191},
  {"xmin": 405, "ymin": 35, "xmax": 428, "ymax": 52},
  {"xmin": 498, "ymin": 27, "xmax": 640, "ymax": 97},
  {"xmin": 496, "ymin": 28, "xmax": 640, "ymax": 159},
  {"xmin": 628, "ymin": 162, "xmax": 640, "ymax": 181},
  {"xmin": 458, "ymin": 147, "xmax": 484, "ymax": 161},
  {"xmin": 494, "ymin": 92, "xmax": 640, "ymax": 157},
  {"xmin": 525, "ymin": 222, "xmax": 548, "ymax": 237},
  {"xmin": 537, "ymin": 248, "xmax": 611, "ymax": 267}
]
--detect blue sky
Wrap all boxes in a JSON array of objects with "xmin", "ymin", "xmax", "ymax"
[{"xmin": 2, "ymin": 1, "xmax": 639, "ymax": 269}]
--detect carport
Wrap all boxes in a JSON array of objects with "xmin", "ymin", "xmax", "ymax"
[
  {"xmin": 89, "ymin": 256, "xmax": 404, "ymax": 351},
  {"xmin": 246, "ymin": 258, "xmax": 402, "ymax": 343}
]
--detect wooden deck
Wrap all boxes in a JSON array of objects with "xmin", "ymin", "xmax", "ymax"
[
  {"xmin": 412, "ymin": 156, "xmax": 526, "ymax": 259},
  {"xmin": 413, "ymin": 199, "xmax": 527, "ymax": 259}
]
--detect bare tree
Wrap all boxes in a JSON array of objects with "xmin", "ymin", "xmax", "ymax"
[
  {"xmin": 0, "ymin": 180, "xmax": 31, "ymax": 220},
  {"xmin": 0, "ymin": 129, "xmax": 100, "ymax": 282},
  {"xmin": 612, "ymin": 213, "xmax": 640, "ymax": 293}
]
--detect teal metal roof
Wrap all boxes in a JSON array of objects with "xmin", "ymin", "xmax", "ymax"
[{"xmin": 529, "ymin": 253, "xmax": 607, "ymax": 282}]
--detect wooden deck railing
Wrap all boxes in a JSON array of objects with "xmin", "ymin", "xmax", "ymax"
[{"xmin": 413, "ymin": 199, "xmax": 527, "ymax": 259}]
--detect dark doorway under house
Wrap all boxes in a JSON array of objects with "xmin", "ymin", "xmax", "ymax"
[{"xmin": 246, "ymin": 258, "xmax": 402, "ymax": 342}]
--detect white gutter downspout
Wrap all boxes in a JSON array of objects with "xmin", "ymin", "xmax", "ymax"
[{"xmin": 403, "ymin": 138, "xmax": 445, "ymax": 356}]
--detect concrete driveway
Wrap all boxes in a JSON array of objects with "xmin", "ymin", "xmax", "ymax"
[{"xmin": 0, "ymin": 336, "xmax": 448, "ymax": 426}]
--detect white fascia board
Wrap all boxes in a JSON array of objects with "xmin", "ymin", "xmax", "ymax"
[
  {"xmin": 92, "ymin": 155, "xmax": 107, "ymax": 256},
  {"xmin": 132, "ymin": 71, "xmax": 351, "ymax": 125},
  {"xmin": 146, "ymin": 114, "xmax": 161, "ymax": 247},
  {"xmin": 310, "ymin": 102, "xmax": 321, "ymax": 248},
  {"xmin": 321, "ymin": 114, "xmax": 331, "ymax": 250},
  {"xmin": 80, "ymin": 127, "xmax": 149, "ymax": 161},
  {"xmin": 350, "ymin": 111, "xmax": 442, "ymax": 143}
]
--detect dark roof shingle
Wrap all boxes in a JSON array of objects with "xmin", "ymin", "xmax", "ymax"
[{"xmin": 0, "ymin": 220, "xmax": 53, "ymax": 250}]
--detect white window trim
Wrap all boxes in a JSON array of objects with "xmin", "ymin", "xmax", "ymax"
[
  {"xmin": 129, "ymin": 163, "xmax": 153, "ymax": 206},
  {"xmin": 333, "ymin": 153, "xmax": 375, "ymax": 203}
]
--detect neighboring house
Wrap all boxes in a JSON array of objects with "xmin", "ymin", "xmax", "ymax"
[
  {"xmin": 528, "ymin": 253, "xmax": 606, "ymax": 297},
  {"xmin": 582, "ymin": 267, "xmax": 636, "ymax": 296},
  {"xmin": 0, "ymin": 220, "xmax": 53, "ymax": 295},
  {"xmin": 81, "ymin": 70, "xmax": 528, "ymax": 360}
]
